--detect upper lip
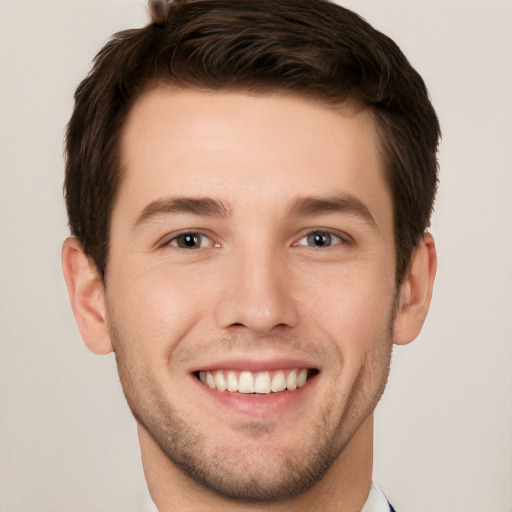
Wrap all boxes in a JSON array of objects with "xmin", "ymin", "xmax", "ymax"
[{"xmin": 191, "ymin": 357, "xmax": 320, "ymax": 374}]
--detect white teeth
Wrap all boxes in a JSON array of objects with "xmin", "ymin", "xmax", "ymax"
[
  {"xmin": 206, "ymin": 371, "xmax": 215, "ymax": 389},
  {"xmin": 214, "ymin": 371, "xmax": 227, "ymax": 392},
  {"xmin": 254, "ymin": 372, "xmax": 271, "ymax": 394},
  {"xmin": 227, "ymin": 371, "xmax": 238, "ymax": 392},
  {"xmin": 286, "ymin": 369, "xmax": 297, "ymax": 390},
  {"xmin": 271, "ymin": 370, "xmax": 287, "ymax": 392},
  {"xmin": 199, "ymin": 368, "xmax": 312, "ymax": 394},
  {"xmin": 297, "ymin": 368, "xmax": 308, "ymax": 388},
  {"xmin": 238, "ymin": 371, "xmax": 255, "ymax": 393}
]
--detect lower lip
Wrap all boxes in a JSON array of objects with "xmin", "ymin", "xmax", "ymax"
[{"xmin": 192, "ymin": 374, "xmax": 318, "ymax": 418}]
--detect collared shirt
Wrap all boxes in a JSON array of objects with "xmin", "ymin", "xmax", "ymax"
[
  {"xmin": 362, "ymin": 483, "xmax": 393, "ymax": 512},
  {"xmin": 142, "ymin": 482, "xmax": 392, "ymax": 512}
]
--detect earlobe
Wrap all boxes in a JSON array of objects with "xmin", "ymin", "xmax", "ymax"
[
  {"xmin": 393, "ymin": 233, "xmax": 437, "ymax": 346},
  {"xmin": 61, "ymin": 237, "xmax": 113, "ymax": 355}
]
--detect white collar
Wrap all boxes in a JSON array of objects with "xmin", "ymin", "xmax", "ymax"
[
  {"xmin": 142, "ymin": 482, "xmax": 391, "ymax": 512},
  {"xmin": 361, "ymin": 483, "xmax": 392, "ymax": 512}
]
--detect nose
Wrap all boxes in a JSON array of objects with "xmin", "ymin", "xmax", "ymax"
[{"xmin": 215, "ymin": 246, "xmax": 299, "ymax": 335}]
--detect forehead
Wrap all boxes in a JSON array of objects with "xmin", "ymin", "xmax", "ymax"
[{"xmin": 115, "ymin": 87, "xmax": 391, "ymax": 227}]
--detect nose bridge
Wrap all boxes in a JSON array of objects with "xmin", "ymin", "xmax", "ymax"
[{"xmin": 215, "ymin": 240, "xmax": 298, "ymax": 334}]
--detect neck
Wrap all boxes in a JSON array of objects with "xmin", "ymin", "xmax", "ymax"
[{"xmin": 139, "ymin": 415, "xmax": 374, "ymax": 512}]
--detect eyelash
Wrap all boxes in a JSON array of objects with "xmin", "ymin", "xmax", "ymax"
[
  {"xmin": 161, "ymin": 228, "xmax": 351, "ymax": 251},
  {"xmin": 164, "ymin": 231, "xmax": 218, "ymax": 250},
  {"xmin": 294, "ymin": 230, "xmax": 349, "ymax": 249}
]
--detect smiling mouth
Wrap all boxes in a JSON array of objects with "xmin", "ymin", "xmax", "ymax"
[{"xmin": 195, "ymin": 368, "xmax": 319, "ymax": 395}]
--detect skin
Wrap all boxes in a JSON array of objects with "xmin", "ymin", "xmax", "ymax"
[{"xmin": 62, "ymin": 89, "xmax": 436, "ymax": 511}]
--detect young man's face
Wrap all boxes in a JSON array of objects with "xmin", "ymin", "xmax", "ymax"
[{"xmin": 104, "ymin": 89, "xmax": 399, "ymax": 501}]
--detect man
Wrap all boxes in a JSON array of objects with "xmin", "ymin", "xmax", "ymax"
[{"xmin": 61, "ymin": 0, "xmax": 439, "ymax": 510}]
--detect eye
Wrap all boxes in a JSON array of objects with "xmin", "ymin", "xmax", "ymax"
[
  {"xmin": 296, "ymin": 230, "xmax": 345, "ymax": 248},
  {"xmin": 168, "ymin": 232, "xmax": 213, "ymax": 249}
]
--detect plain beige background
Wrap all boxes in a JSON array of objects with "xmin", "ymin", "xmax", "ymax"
[{"xmin": 0, "ymin": 1, "xmax": 511, "ymax": 511}]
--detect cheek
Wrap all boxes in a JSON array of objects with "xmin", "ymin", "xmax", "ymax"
[
  {"xmin": 106, "ymin": 264, "xmax": 212, "ymax": 358},
  {"xmin": 297, "ymin": 259, "xmax": 393, "ymax": 315},
  {"xmin": 293, "ymin": 262, "xmax": 395, "ymax": 356}
]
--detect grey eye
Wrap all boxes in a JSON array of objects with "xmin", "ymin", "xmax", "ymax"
[
  {"xmin": 297, "ymin": 231, "xmax": 343, "ymax": 248},
  {"xmin": 308, "ymin": 232, "xmax": 332, "ymax": 247}
]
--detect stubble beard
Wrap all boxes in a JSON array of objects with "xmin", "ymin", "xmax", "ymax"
[{"xmin": 109, "ymin": 318, "xmax": 394, "ymax": 504}]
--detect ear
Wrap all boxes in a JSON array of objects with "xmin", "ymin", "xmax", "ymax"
[
  {"xmin": 393, "ymin": 233, "xmax": 437, "ymax": 346},
  {"xmin": 61, "ymin": 237, "xmax": 113, "ymax": 355}
]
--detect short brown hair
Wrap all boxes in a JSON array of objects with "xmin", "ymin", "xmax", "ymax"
[{"xmin": 65, "ymin": 0, "xmax": 440, "ymax": 283}]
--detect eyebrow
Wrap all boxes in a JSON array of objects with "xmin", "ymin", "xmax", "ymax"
[
  {"xmin": 289, "ymin": 194, "xmax": 376, "ymax": 225},
  {"xmin": 134, "ymin": 193, "xmax": 376, "ymax": 228},
  {"xmin": 135, "ymin": 196, "xmax": 232, "ymax": 227}
]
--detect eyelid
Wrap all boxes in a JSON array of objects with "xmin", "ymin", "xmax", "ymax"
[
  {"xmin": 294, "ymin": 228, "xmax": 353, "ymax": 247},
  {"xmin": 158, "ymin": 229, "xmax": 219, "ymax": 249}
]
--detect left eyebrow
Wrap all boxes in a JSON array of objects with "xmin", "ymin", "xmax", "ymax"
[
  {"xmin": 289, "ymin": 194, "xmax": 376, "ymax": 226},
  {"xmin": 134, "ymin": 196, "xmax": 232, "ymax": 228}
]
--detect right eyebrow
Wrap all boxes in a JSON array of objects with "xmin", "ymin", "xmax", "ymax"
[
  {"xmin": 134, "ymin": 196, "xmax": 232, "ymax": 228},
  {"xmin": 289, "ymin": 193, "xmax": 376, "ymax": 226}
]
